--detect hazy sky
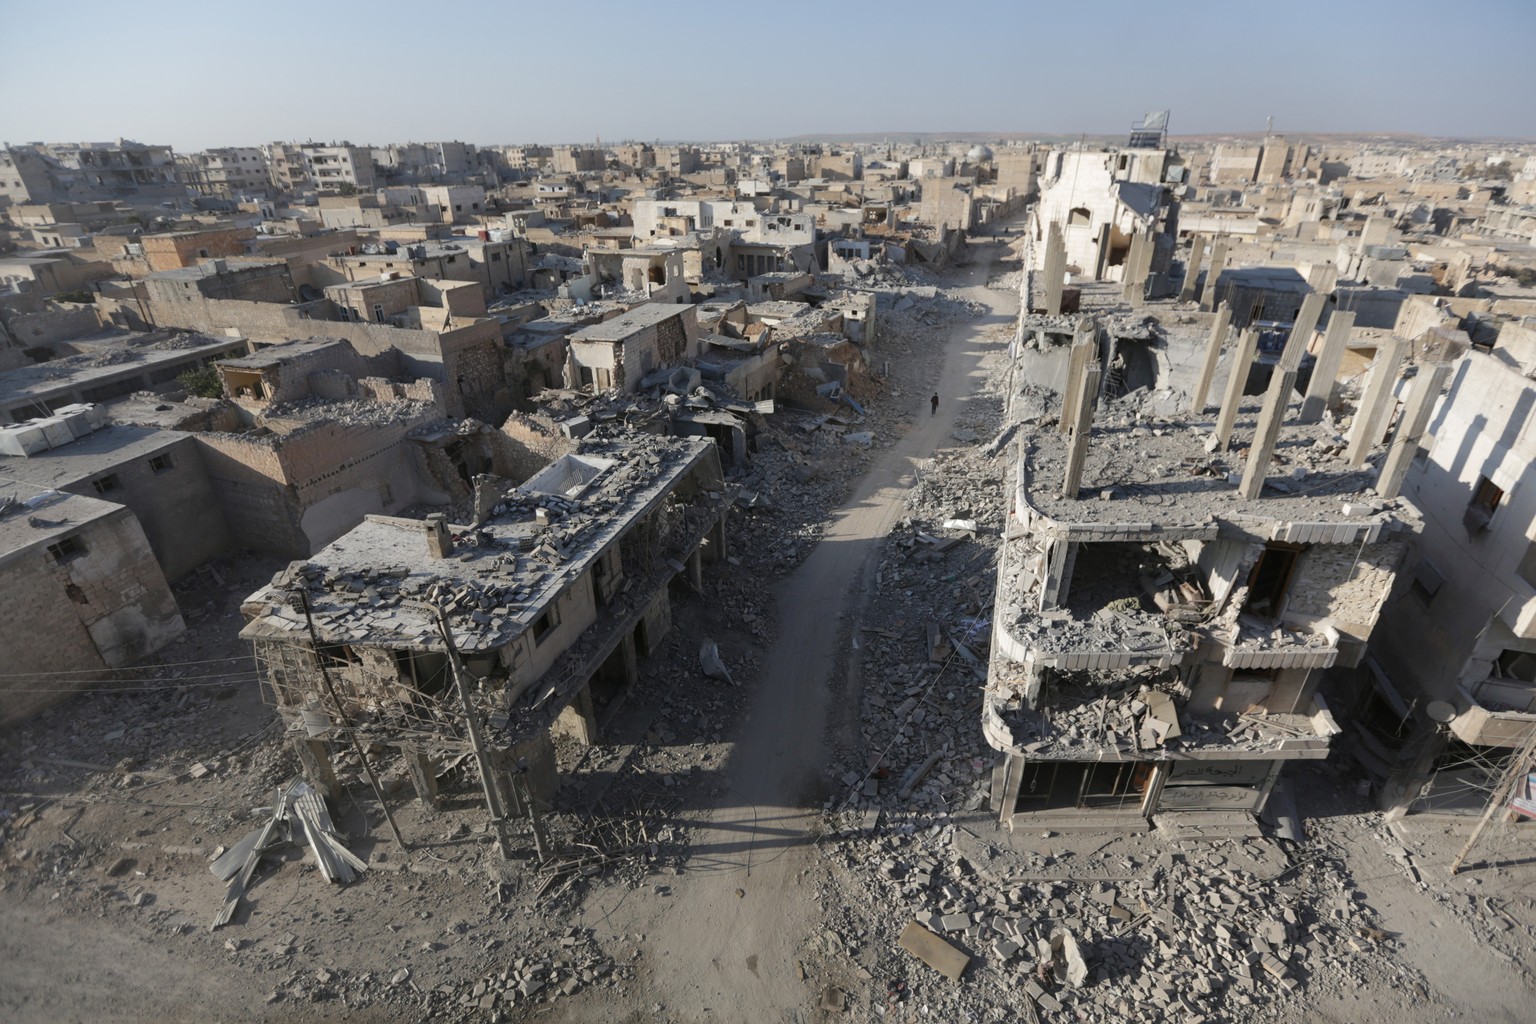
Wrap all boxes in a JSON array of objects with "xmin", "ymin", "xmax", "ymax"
[{"xmin": 2, "ymin": 0, "xmax": 1533, "ymax": 150}]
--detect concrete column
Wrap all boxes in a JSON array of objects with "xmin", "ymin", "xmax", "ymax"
[
  {"xmin": 708, "ymin": 516, "xmax": 729, "ymax": 563},
  {"xmin": 1178, "ymin": 235, "xmax": 1205, "ymax": 303},
  {"xmin": 1381, "ymin": 721, "xmax": 1448, "ymax": 822},
  {"xmin": 1298, "ymin": 310, "xmax": 1355, "ymax": 424},
  {"xmin": 1134, "ymin": 229, "xmax": 1157, "ymax": 292},
  {"xmin": 499, "ymin": 730, "xmax": 557, "ymax": 814},
  {"xmin": 687, "ymin": 547, "xmax": 703, "ymax": 592},
  {"xmin": 1345, "ymin": 336, "xmax": 1407, "ymax": 467},
  {"xmin": 1277, "ymin": 293, "xmax": 1326, "ymax": 373},
  {"xmin": 1060, "ymin": 362, "xmax": 1101, "ymax": 499},
  {"xmin": 1121, "ymin": 231, "xmax": 1146, "ymax": 302},
  {"xmin": 1092, "ymin": 223, "xmax": 1112, "ymax": 280},
  {"xmin": 1140, "ymin": 764, "xmax": 1170, "ymax": 818},
  {"xmin": 1042, "ymin": 221, "xmax": 1066, "ymax": 316},
  {"xmin": 1375, "ymin": 362, "xmax": 1451, "ymax": 499},
  {"xmin": 553, "ymin": 682, "xmax": 599, "ymax": 746},
  {"xmin": 998, "ymin": 754, "xmax": 1026, "ymax": 826},
  {"xmin": 1239, "ymin": 367, "xmax": 1298, "ymax": 499},
  {"xmin": 1199, "ymin": 238, "xmax": 1228, "ymax": 311},
  {"xmin": 1252, "ymin": 760, "xmax": 1287, "ymax": 819},
  {"xmin": 1041, "ymin": 538, "xmax": 1071, "ymax": 610},
  {"xmin": 1058, "ymin": 321, "xmax": 1096, "ymax": 434},
  {"xmin": 1189, "ymin": 303, "xmax": 1232, "ymax": 415},
  {"xmin": 404, "ymin": 748, "xmax": 441, "ymax": 810},
  {"xmin": 1214, "ymin": 328, "xmax": 1259, "ymax": 450},
  {"xmin": 291, "ymin": 736, "xmax": 339, "ymax": 802}
]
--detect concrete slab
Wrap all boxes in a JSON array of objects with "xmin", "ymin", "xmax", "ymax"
[{"xmin": 897, "ymin": 921, "xmax": 970, "ymax": 981}]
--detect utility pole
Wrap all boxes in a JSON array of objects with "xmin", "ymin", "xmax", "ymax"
[
  {"xmin": 1449, "ymin": 724, "xmax": 1536, "ymax": 875},
  {"xmin": 514, "ymin": 762, "xmax": 552, "ymax": 864},
  {"xmin": 435, "ymin": 607, "xmax": 515, "ymax": 861},
  {"xmin": 299, "ymin": 592, "xmax": 408, "ymax": 852}
]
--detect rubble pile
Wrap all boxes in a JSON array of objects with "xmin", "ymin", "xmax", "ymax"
[
  {"xmin": 260, "ymin": 394, "xmax": 439, "ymax": 427},
  {"xmin": 816, "ymin": 826, "xmax": 1429, "ymax": 1023},
  {"xmin": 441, "ymin": 927, "xmax": 627, "ymax": 1012},
  {"xmin": 1018, "ymin": 313, "xmax": 1163, "ymax": 348}
]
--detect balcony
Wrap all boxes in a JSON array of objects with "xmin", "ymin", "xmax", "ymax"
[
  {"xmin": 1222, "ymin": 620, "xmax": 1339, "ymax": 670},
  {"xmin": 1496, "ymin": 579, "xmax": 1536, "ymax": 640},
  {"xmin": 1450, "ymin": 676, "xmax": 1536, "ymax": 748}
]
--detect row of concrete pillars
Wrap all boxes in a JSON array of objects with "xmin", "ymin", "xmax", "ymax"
[
  {"xmin": 1039, "ymin": 221, "xmax": 1159, "ymax": 315},
  {"xmin": 1181, "ymin": 234, "xmax": 1231, "ymax": 311},
  {"xmin": 1058, "ymin": 306, "xmax": 1450, "ymax": 502}
]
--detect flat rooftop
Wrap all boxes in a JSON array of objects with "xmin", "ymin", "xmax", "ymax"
[
  {"xmin": 0, "ymin": 483, "xmax": 118, "ymax": 558},
  {"xmin": 0, "ymin": 424, "xmax": 188, "ymax": 488},
  {"xmin": 218, "ymin": 338, "xmax": 342, "ymax": 370},
  {"xmin": 569, "ymin": 303, "xmax": 691, "ymax": 343},
  {"xmin": 145, "ymin": 259, "xmax": 286, "ymax": 282},
  {"xmin": 241, "ymin": 435, "xmax": 724, "ymax": 654},
  {"xmin": 746, "ymin": 301, "xmax": 812, "ymax": 320},
  {"xmin": 0, "ymin": 334, "xmax": 249, "ymax": 411}
]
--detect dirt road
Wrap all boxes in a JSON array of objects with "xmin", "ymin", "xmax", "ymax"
[{"xmin": 572, "ymin": 240, "xmax": 1019, "ymax": 1021}]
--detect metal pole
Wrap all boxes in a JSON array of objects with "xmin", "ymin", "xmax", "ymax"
[
  {"xmin": 435, "ymin": 607, "xmax": 515, "ymax": 861},
  {"xmin": 1449, "ymin": 725, "xmax": 1536, "ymax": 875},
  {"xmin": 299, "ymin": 592, "xmax": 408, "ymax": 852},
  {"xmin": 515, "ymin": 765, "xmax": 552, "ymax": 864}
]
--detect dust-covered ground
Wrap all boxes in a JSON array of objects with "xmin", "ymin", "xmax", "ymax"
[{"xmin": 3, "ymin": 229, "xmax": 1533, "ymax": 1023}]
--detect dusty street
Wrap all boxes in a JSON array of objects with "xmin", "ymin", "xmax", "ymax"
[{"xmin": 555, "ymin": 240, "xmax": 1018, "ymax": 1022}]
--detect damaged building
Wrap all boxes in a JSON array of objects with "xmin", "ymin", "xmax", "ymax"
[
  {"xmin": 1369, "ymin": 343, "xmax": 1536, "ymax": 818},
  {"xmin": 0, "ymin": 482, "xmax": 186, "ymax": 724},
  {"xmin": 986, "ymin": 313, "xmax": 1421, "ymax": 829},
  {"xmin": 238, "ymin": 433, "xmax": 731, "ymax": 823}
]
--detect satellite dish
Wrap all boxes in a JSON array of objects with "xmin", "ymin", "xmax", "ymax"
[{"xmin": 1426, "ymin": 700, "xmax": 1457, "ymax": 724}]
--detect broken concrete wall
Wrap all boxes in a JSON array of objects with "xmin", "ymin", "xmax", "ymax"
[
  {"xmin": 196, "ymin": 406, "xmax": 445, "ymax": 558},
  {"xmin": 195, "ymin": 431, "xmax": 306, "ymax": 555},
  {"xmin": 1, "ymin": 303, "xmax": 104, "ymax": 348},
  {"xmin": 1284, "ymin": 539, "xmax": 1407, "ymax": 648},
  {"xmin": 494, "ymin": 413, "xmax": 578, "ymax": 484},
  {"xmin": 0, "ymin": 503, "xmax": 185, "ymax": 725}
]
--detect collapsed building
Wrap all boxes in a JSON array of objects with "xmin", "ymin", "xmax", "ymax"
[
  {"xmin": 986, "ymin": 311, "xmax": 1423, "ymax": 829},
  {"xmin": 238, "ymin": 433, "xmax": 730, "ymax": 822}
]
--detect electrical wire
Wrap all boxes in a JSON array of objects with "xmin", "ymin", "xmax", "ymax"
[
  {"xmin": 2, "ymin": 674, "xmax": 261, "ymax": 694},
  {"xmin": 0, "ymin": 653, "xmax": 254, "ymax": 677}
]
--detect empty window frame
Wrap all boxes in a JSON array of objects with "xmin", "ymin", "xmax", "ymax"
[
  {"xmin": 1243, "ymin": 543, "xmax": 1303, "ymax": 619},
  {"xmin": 48, "ymin": 536, "xmax": 86, "ymax": 563},
  {"xmin": 148, "ymin": 454, "xmax": 173, "ymax": 474},
  {"xmin": 1463, "ymin": 475, "xmax": 1504, "ymax": 538},
  {"xmin": 1472, "ymin": 476, "xmax": 1504, "ymax": 515},
  {"xmin": 315, "ymin": 643, "xmax": 360, "ymax": 669},
  {"xmin": 1411, "ymin": 559, "xmax": 1445, "ymax": 605},
  {"xmin": 531, "ymin": 603, "xmax": 561, "ymax": 644},
  {"xmin": 92, "ymin": 474, "xmax": 121, "ymax": 494}
]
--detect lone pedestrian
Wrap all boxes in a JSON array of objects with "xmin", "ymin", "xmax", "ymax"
[{"xmin": 930, "ymin": 393, "xmax": 939, "ymax": 417}]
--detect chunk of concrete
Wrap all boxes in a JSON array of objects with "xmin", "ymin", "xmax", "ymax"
[{"xmin": 897, "ymin": 921, "xmax": 970, "ymax": 981}]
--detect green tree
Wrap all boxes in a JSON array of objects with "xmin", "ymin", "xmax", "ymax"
[{"xmin": 177, "ymin": 365, "xmax": 224, "ymax": 399}]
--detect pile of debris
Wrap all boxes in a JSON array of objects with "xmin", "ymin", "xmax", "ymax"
[
  {"xmin": 817, "ymin": 824, "xmax": 1427, "ymax": 1023},
  {"xmin": 211, "ymin": 779, "xmax": 367, "ymax": 930}
]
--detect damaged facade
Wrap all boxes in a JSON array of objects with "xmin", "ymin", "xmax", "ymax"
[
  {"xmin": 986, "ymin": 312, "xmax": 1420, "ymax": 828},
  {"xmin": 239, "ymin": 434, "xmax": 730, "ymax": 822},
  {"xmin": 1370, "ymin": 345, "xmax": 1536, "ymax": 818}
]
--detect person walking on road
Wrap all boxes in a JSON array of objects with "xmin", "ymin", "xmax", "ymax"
[{"xmin": 930, "ymin": 393, "xmax": 939, "ymax": 417}]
